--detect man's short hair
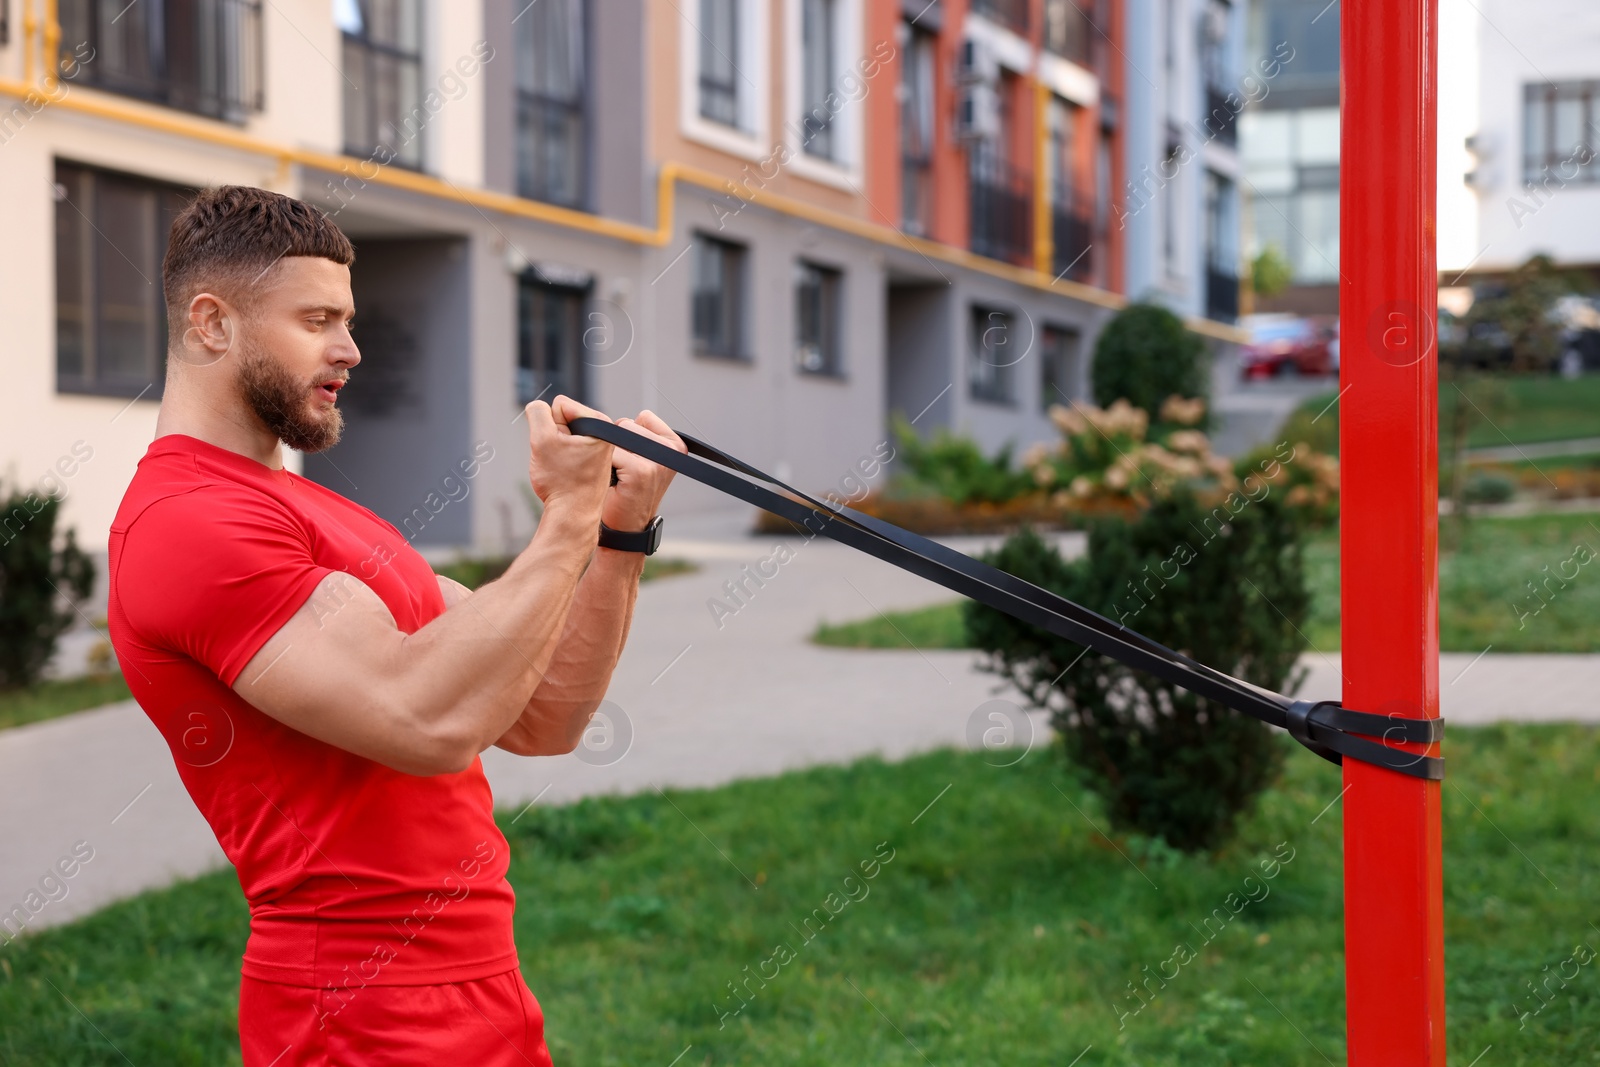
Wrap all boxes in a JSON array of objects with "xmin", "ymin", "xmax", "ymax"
[{"xmin": 162, "ymin": 185, "xmax": 355, "ymax": 342}]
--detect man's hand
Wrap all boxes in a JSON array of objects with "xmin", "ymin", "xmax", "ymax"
[
  {"xmin": 601, "ymin": 409, "xmax": 688, "ymax": 531},
  {"xmin": 528, "ymin": 395, "xmax": 615, "ymax": 522}
]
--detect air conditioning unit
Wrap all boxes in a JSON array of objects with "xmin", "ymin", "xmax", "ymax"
[
  {"xmin": 957, "ymin": 36, "xmax": 1000, "ymax": 84},
  {"xmin": 956, "ymin": 83, "xmax": 1002, "ymax": 141}
]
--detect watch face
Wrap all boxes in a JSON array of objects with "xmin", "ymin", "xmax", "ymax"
[{"xmin": 646, "ymin": 515, "xmax": 663, "ymax": 553}]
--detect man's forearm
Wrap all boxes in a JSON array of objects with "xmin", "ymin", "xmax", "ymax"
[
  {"xmin": 494, "ymin": 545, "xmax": 646, "ymax": 754},
  {"xmin": 390, "ymin": 505, "xmax": 600, "ymax": 760}
]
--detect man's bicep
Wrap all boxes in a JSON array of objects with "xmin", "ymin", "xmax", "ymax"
[{"xmin": 230, "ymin": 571, "xmax": 416, "ymax": 766}]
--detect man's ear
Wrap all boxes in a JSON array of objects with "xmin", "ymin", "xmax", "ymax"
[{"xmin": 178, "ymin": 292, "xmax": 237, "ymax": 366}]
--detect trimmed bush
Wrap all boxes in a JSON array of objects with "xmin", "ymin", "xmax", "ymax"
[
  {"xmin": 887, "ymin": 411, "xmax": 1036, "ymax": 506},
  {"xmin": 1092, "ymin": 303, "xmax": 1209, "ymax": 424},
  {"xmin": 0, "ymin": 483, "xmax": 96, "ymax": 689},
  {"xmin": 964, "ymin": 490, "xmax": 1310, "ymax": 852}
]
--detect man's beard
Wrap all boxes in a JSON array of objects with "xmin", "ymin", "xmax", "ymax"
[{"xmin": 236, "ymin": 341, "xmax": 346, "ymax": 454}]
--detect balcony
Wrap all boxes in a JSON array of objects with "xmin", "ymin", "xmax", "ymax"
[
  {"xmin": 1202, "ymin": 85, "xmax": 1239, "ymax": 147},
  {"xmin": 969, "ymin": 155, "xmax": 1032, "ymax": 266},
  {"xmin": 1206, "ymin": 266, "xmax": 1240, "ymax": 323},
  {"xmin": 60, "ymin": 0, "xmax": 264, "ymax": 122},
  {"xmin": 1051, "ymin": 204, "xmax": 1093, "ymax": 282},
  {"xmin": 971, "ymin": 0, "xmax": 1029, "ymax": 35}
]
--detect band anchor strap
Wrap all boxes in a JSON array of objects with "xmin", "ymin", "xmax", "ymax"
[{"xmin": 568, "ymin": 417, "xmax": 1444, "ymax": 782}]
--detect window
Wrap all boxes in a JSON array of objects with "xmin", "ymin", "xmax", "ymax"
[
  {"xmin": 1523, "ymin": 81, "xmax": 1600, "ymax": 186},
  {"xmin": 900, "ymin": 22, "xmax": 936, "ymax": 235},
  {"xmin": 1240, "ymin": 107, "xmax": 1340, "ymax": 284},
  {"xmin": 1200, "ymin": 1, "xmax": 1237, "ymax": 145},
  {"xmin": 794, "ymin": 261, "xmax": 842, "ymax": 376},
  {"xmin": 969, "ymin": 77, "xmax": 1031, "ymax": 265},
  {"xmin": 799, "ymin": 0, "xmax": 837, "ymax": 159},
  {"xmin": 692, "ymin": 235, "xmax": 747, "ymax": 359},
  {"xmin": 971, "ymin": 0, "xmax": 1027, "ymax": 35},
  {"xmin": 1254, "ymin": 0, "xmax": 1338, "ymax": 86},
  {"xmin": 54, "ymin": 161, "xmax": 193, "ymax": 398},
  {"xmin": 1205, "ymin": 171, "xmax": 1239, "ymax": 321},
  {"xmin": 1162, "ymin": 134, "xmax": 1183, "ymax": 276},
  {"xmin": 1042, "ymin": 0, "xmax": 1090, "ymax": 65},
  {"xmin": 517, "ymin": 275, "xmax": 589, "ymax": 406},
  {"xmin": 1049, "ymin": 97, "xmax": 1092, "ymax": 281},
  {"xmin": 58, "ymin": 0, "xmax": 264, "ymax": 121},
  {"xmin": 699, "ymin": 0, "xmax": 741, "ymax": 127},
  {"xmin": 339, "ymin": 0, "xmax": 424, "ymax": 168},
  {"xmin": 516, "ymin": 0, "xmax": 588, "ymax": 207},
  {"xmin": 1039, "ymin": 326, "xmax": 1081, "ymax": 412},
  {"xmin": 969, "ymin": 305, "xmax": 1015, "ymax": 404}
]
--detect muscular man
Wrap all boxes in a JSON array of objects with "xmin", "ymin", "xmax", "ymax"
[{"xmin": 106, "ymin": 185, "xmax": 684, "ymax": 1065}]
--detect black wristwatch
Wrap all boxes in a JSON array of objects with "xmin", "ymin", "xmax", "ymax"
[{"xmin": 598, "ymin": 515, "xmax": 663, "ymax": 555}]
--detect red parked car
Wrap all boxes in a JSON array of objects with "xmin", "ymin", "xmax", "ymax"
[{"xmin": 1240, "ymin": 315, "xmax": 1338, "ymax": 379}]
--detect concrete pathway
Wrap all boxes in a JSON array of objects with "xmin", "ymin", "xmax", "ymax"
[
  {"xmin": 4, "ymin": 509, "xmax": 1598, "ymax": 937},
  {"xmin": 1467, "ymin": 436, "xmax": 1600, "ymax": 462}
]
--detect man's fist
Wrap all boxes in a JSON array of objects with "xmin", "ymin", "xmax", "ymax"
[
  {"xmin": 525, "ymin": 395, "xmax": 614, "ymax": 520},
  {"xmin": 603, "ymin": 409, "xmax": 687, "ymax": 532}
]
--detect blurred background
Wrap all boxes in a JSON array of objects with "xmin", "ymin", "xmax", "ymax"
[{"xmin": 3, "ymin": 1, "xmax": 1600, "ymax": 1063}]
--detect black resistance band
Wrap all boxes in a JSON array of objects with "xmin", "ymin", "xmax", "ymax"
[{"xmin": 568, "ymin": 417, "xmax": 1444, "ymax": 781}]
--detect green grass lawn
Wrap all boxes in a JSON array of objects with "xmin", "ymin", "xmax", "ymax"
[
  {"xmin": 814, "ymin": 512, "xmax": 1600, "ymax": 655},
  {"xmin": 1283, "ymin": 373, "xmax": 1600, "ymax": 455},
  {"xmin": 0, "ymin": 557, "xmax": 701, "ymax": 735},
  {"xmin": 1, "ymin": 727, "xmax": 1596, "ymax": 1064},
  {"xmin": 0, "ymin": 674, "xmax": 132, "ymax": 731},
  {"xmin": 813, "ymin": 601, "xmax": 970, "ymax": 650}
]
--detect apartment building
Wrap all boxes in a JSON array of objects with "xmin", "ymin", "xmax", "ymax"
[
  {"xmin": 1122, "ymin": 0, "xmax": 1247, "ymax": 323},
  {"xmin": 0, "ymin": 0, "xmax": 1240, "ymax": 559},
  {"xmin": 1237, "ymin": 0, "xmax": 1340, "ymax": 315},
  {"xmin": 1456, "ymin": 0, "xmax": 1600, "ymax": 279}
]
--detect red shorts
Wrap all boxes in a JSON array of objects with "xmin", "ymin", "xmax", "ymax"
[{"xmin": 239, "ymin": 969, "xmax": 555, "ymax": 1066}]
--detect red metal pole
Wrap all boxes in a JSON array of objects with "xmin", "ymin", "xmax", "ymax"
[{"xmin": 1339, "ymin": 0, "xmax": 1446, "ymax": 1063}]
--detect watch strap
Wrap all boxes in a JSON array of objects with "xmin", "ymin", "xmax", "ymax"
[{"xmin": 598, "ymin": 515, "xmax": 662, "ymax": 555}]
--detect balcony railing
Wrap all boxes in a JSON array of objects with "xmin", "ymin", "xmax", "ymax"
[
  {"xmin": 1206, "ymin": 266, "xmax": 1240, "ymax": 323},
  {"xmin": 971, "ymin": 0, "xmax": 1029, "ymax": 35},
  {"xmin": 61, "ymin": 0, "xmax": 263, "ymax": 122},
  {"xmin": 1202, "ymin": 85, "xmax": 1239, "ymax": 146},
  {"xmin": 969, "ymin": 155, "xmax": 1033, "ymax": 266},
  {"xmin": 1051, "ymin": 204, "xmax": 1093, "ymax": 282}
]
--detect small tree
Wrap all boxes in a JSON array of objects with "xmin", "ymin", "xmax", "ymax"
[
  {"xmin": 1251, "ymin": 245, "xmax": 1293, "ymax": 298},
  {"xmin": 0, "ymin": 482, "xmax": 96, "ymax": 689},
  {"xmin": 965, "ymin": 490, "xmax": 1310, "ymax": 852},
  {"xmin": 1092, "ymin": 303, "xmax": 1209, "ymax": 426},
  {"xmin": 1464, "ymin": 254, "xmax": 1575, "ymax": 373}
]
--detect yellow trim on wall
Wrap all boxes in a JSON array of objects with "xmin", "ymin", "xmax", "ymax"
[
  {"xmin": 0, "ymin": 74, "xmax": 1246, "ymax": 344},
  {"xmin": 1034, "ymin": 78, "xmax": 1053, "ymax": 280},
  {"xmin": 22, "ymin": 0, "xmax": 37, "ymax": 85},
  {"xmin": 42, "ymin": 0, "xmax": 59, "ymax": 89}
]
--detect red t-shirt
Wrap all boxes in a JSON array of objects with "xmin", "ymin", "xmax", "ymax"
[{"xmin": 107, "ymin": 433, "xmax": 519, "ymax": 988}]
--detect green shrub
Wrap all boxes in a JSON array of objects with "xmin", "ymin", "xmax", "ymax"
[
  {"xmin": 0, "ymin": 483, "xmax": 96, "ymax": 689},
  {"xmin": 964, "ymin": 491, "xmax": 1310, "ymax": 852},
  {"xmin": 887, "ymin": 411, "xmax": 1036, "ymax": 506},
  {"xmin": 1463, "ymin": 471, "xmax": 1516, "ymax": 505},
  {"xmin": 1092, "ymin": 303, "xmax": 1209, "ymax": 425}
]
